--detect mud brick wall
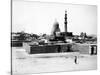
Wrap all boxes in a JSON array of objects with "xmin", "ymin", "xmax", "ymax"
[
  {"xmin": 72, "ymin": 44, "xmax": 90, "ymax": 54},
  {"xmin": 11, "ymin": 41, "xmax": 23, "ymax": 47},
  {"xmin": 30, "ymin": 45, "xmax": 59, "ymax": 54}
]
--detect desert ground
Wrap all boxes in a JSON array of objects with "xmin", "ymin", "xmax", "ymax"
[{"xmin": 12, "ymin": 47, "xmax": 97, "ymax": 75}]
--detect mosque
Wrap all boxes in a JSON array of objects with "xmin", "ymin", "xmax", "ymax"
[{"xmin": 50, "ymin": 10, "xmax": 73, "ymax": 42}]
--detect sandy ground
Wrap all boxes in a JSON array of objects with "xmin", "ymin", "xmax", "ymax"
[{"xmin": 12, "ymin": 47, "xmax": 97, "ymax": 75}]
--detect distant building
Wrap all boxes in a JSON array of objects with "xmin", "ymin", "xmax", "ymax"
[
  {"xmin": 64, "ymin": 10, "xmax": 67, "ymax": 32},
  {"xmin": 61, "ymin": 10, "xmax": 73, "ymax": 39},
  {"xmin": 51, "ymin": 21, "xmax": 61, "ymax": 36}
]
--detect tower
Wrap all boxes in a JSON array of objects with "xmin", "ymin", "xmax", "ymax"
[{"xmin": 64, "ymin": 10, "xmax": 67, "ymax": 32}]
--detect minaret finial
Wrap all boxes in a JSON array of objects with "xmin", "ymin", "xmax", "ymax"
[{"xmin": 65, "ymin": 10, "xmax": 67, "ymax": 14}]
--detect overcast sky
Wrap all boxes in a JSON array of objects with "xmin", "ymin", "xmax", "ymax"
[{"xmin": 12, "ymin": 0, "xmax": 97, "ymax": 35}]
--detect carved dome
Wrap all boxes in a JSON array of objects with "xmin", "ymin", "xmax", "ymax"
[{"xmin": 51, "ymin": 21, "xmax": 60, "ymax": 35}]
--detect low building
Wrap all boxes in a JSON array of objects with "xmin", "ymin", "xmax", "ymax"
[
  {"xmin": 23, "ymin": 42, "xmax": 78, "ymax": 54},
  {"xmin": 72, "ymin": 43, "xmax": 97, "ymax": 55}
]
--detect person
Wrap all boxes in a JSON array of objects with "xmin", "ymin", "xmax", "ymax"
[{"xmin": 74, "ymin": 56, "xmax": 78, "ymax": 64}]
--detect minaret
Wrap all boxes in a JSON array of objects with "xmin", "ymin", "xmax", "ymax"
[{"xmin": 64, "ymin": 10, "xmax": 67, "ymax": 32}]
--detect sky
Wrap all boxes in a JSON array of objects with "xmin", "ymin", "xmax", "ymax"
[{"xmin": 12, "ymin": 0, "xmax": 97, "ymax": 35}]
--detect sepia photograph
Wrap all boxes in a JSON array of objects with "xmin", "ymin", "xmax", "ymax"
[{"xmin": 11, "ymin": 0, "xmax": 97, "ymax": 75}]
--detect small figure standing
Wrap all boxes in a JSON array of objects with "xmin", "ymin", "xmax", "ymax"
[{"xmin": 74, "ymin": 56, "xmax": 78, "ymax": 64}]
